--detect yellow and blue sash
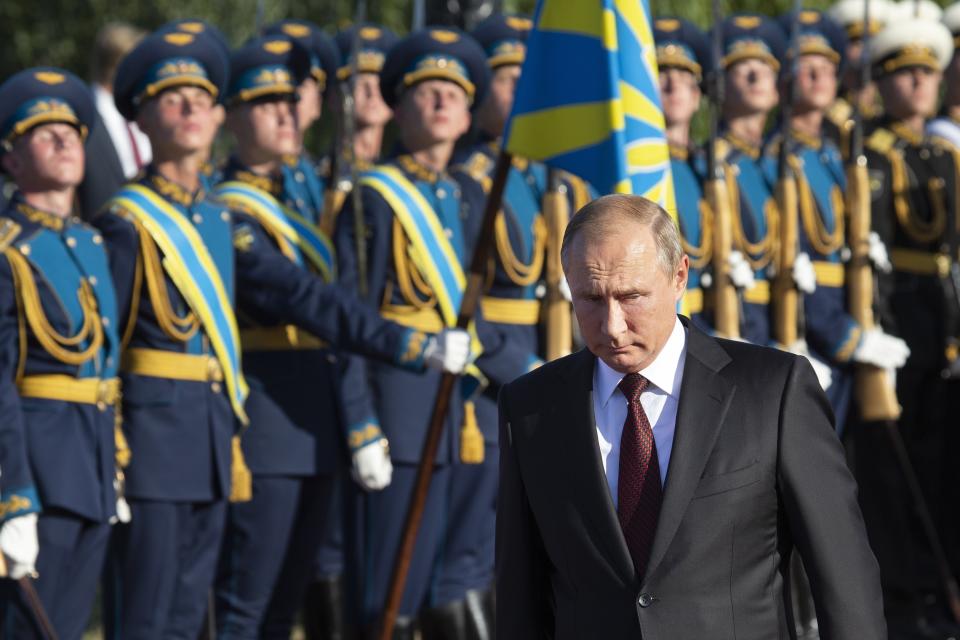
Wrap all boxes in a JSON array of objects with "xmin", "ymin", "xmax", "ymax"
[
  {"xmin": 361, "ymin": 166, "xmax": 467, "ymax": 328},
  {"xmin": 110, "ymin": 184, "xmax": 249, "ymax": 424},
  {"xmin": 213, "ymin": 181, "xmax": 336, "ymax": 282},
  {"xmin": 360, "ymin": 165, "xmax": 485, "ymax": 391}
]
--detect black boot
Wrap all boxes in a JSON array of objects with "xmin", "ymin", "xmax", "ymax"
[
  {"xmin": 420, "ymin": 599, "xmax": 469, "ymax": 640},
  {"xmin": 464, "ymin": 589, "xmax": 494, "ymax": 640},
  {"xmin": 302, "ymin": 575, "xmax": 346, "ymax": 640}
]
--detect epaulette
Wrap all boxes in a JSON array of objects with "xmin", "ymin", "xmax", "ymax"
[
  {"xmin": 929, "ymin": 134, "xmax": 959, "ymax": 154},
  {"xmin": 0, "ymin": 218, "xmax": 21, "ymax": 252},
  {"xmin": 462, "ymin": 151, "xmax": 494, "ymax": 184},
  {"xmin": 866, "ymin": 128, "xmax": 897, "ymax": 154},
  {"xmin": 826, "ymin": 99, "xmax": 852, "ymax": 127},
  {"xmin": 713, "ymin": 137, "xmax": 731, "ymax": 162}
]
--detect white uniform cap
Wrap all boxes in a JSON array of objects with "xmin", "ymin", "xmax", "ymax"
[
  {"xmin": 827, "ymin": 0, "xmax": 893, "ymax": 38},
  {"xmin": 889, "ymin": 0, "xmax": 944, "ymax": 22},
  {"xmin": 869, "ymin": 17, "xmax": 954, "ymax": 72},
  {"xmin": 942, "ymin": 1, "xmax": 960, "ymax": 38}
]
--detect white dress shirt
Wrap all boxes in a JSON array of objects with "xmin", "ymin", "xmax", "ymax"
[
  {"xmin": 593, "ymin": 317, "xmax": 687, "ymax": 507},
  {"xmin": 92, "ymin": 84, "xmax": 152, "ymax": 179}
]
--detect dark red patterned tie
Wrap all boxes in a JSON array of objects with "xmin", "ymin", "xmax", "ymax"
[{"xmin": 617, "ymin": 373, "xmax": 662, "ymax": 580}]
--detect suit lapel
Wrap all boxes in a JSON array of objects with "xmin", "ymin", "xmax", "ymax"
[
  {"xmin": 643, "ymin": 324, "xmax": 736, "ymax": 583},
  {"xmin": 557, "ymin": 349, "xmax": 636, "ymax": 585}
]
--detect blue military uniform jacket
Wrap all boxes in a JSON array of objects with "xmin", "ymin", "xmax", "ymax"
[
  {"xmin": 0, "ymin": 197, "xmax": 120, "ymax": 523},
  {"xmin": 763, "ymin": 131, "xmax": 861, "ymax": 362},
  {"xmin": 720, "ymin": 131, "xmax": 776, "ymax": 345},
  {"xmin": 335, "ymin": 151, "xmax": 513, "ymax": 464},
  {"xmin": 218, "ymin": 157, "xmax": 342, "ymax": 476},
  {"xmin": 671, "ymin": 143, "xmax": 714, "ymax": 333},
  {"xmin": 95, "ymin": 167, "xmax": 424, "ymax": 501},
  {"xmin": 451, "ymin": 141, "xmax": 548, "ymax": 444}
]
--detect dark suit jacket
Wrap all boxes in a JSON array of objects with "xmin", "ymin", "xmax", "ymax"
[
  {"xmin": 77, "ymin": 111, "xmax": 126, "ymax": 221},
  {"xmin": 496, "ymin": 317, "xmax": 885, "ymax": 639}
]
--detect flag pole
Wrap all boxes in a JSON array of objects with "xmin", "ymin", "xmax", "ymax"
[{"xmin": 376, "ymin": 150, "xmax": 513, "ymax": 640}]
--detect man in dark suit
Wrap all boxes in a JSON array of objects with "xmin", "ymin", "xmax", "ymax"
[{"xmin": 496, "ymin": 194, "xmax": 886, "ymax": 639}]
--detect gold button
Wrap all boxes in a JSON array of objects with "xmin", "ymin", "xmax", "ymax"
[
  {"xmin": 20, "ymin": 245, "xmax": 30, "ymax": 256},
  {"xmin": 936, "ymin": 254, "xmax": 950, "ymax": 277},
  {"xmin": 211, "ymin": 382, "xmax": 222, "ymax": 393},
  {"xmin": 88, "ymin": 276, "xmax": 98, "ymax": 285},
  {"xmin": 444, "ymin": 228, "xmax": 453, "ymax": 238},
  {"xmin": 295, "ymin": 172, "xmax": 305, "ymax": 183},
  {"xmin": 437, "ymin": 188, "xmax": 447, "ymax": 198},
  {"xmin": 193, "ymin": 214, "xmax": 203, "ymax": 224},
  {"xmin": 102, "ymin": 317, "xmax": 110, "ymax": 327},
  {"xmin": 220, "ymin": 211, "xmax": 230, "ymax": 222},
  {"xmin": 66, "ymin": 237, "xmax": 77, "ymax": 248},
  {"xmin": 93, "ymin": 235, "xmax": 103, "ymax": 245}
]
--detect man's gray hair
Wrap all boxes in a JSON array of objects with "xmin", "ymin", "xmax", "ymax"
[{"xmin": 561, "ymin": 194, "xmax": 683, "ymax": 275}]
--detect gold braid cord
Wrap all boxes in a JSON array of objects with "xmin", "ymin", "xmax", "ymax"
[
  {"xmin": 790, "ymin": 156, "xmax": 845, "ymax": 256},
  {"xmin": 5, "ymin": 248, "xmax": 103, "ymax": 370},
  {"xmin": 727, "ymin": 170, "xmax": 779, "ymax": 271},
  {"xmin": 494, "ymin": 212, "xmax": 546, "ymax": 287},
  {"xmin": 680, "ymin": 201, "xmax": 714, "ymax": 269},
  {"xmin": 137, "ymin": 224, "xmax": 200, "ymax": 342}
]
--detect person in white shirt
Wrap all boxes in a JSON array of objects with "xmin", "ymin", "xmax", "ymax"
[{"xmin": 90, "ymin": 22, "xmax": 151, "ymax": 178}]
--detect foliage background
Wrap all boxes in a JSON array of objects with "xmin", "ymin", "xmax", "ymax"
[{"xmin": 1, "ymin": 0, "xmax": 859, "ymax": 85}]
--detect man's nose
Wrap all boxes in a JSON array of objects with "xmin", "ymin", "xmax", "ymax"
[{"xmin": 602, "ymin": 301, "xmax": 627, "ymax": 341}]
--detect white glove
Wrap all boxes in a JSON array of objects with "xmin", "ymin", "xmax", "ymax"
[
  {"xmin": 727, "ymin": 251, "xmax": 756, "ymax": 290},
  {"xmin": 868, "ymin": 232, "xmax": 892, "ymax": 273},
  {"xmin": 423, "ymin": 328, "xmax": 471, "ymax": 374},
  {"xmin": 351, "ymin": 440, "xmax": 393, "ymax": 491},
  {"xmin": 109, "ymin": 474, "xmax": 132, "ymax": 525},
  {"xmin": 792, "ymin": 252, "xmax": 817, "ymax": 295},
  {"xmin": 787, "ymin": 339, "xmax": 833, "ymax": 391},
  {"xmin": 558, "ymin": 277, "xmax": 572, "ymax": 303},
  {"xmin": 852, "ymin": 328, "xmax": 910, "ymax": 370},
  {"xmin": 0, "ymin": 513, "xmax": 38, "ymax": 579}
]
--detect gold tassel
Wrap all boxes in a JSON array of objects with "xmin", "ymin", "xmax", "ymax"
[
  {"xmin": 460, "ymin": 400, "xmax": 485, "ymax": 464},
  {"xmin": 114, "ymin": 397, "xmax": 131, "ymax": 469},
  {"xmin": 229, "ymin": 435, "xmax": 253, "ymax": 503}
]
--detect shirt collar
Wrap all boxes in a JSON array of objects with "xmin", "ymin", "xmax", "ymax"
[{"xmin": 594, "ymin": 316, "xmax": 687, "ymax": 409}]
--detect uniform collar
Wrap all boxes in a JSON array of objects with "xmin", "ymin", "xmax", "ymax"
[
  {"xmin": 669, "ymin": 142, "xmax": 690, "ymax": 160},
  {"xmin": 145, "ymin": 166, "xmax": 205, "ymax": 206},
  {"xmin": 594, "ymin": 316, "xmax": 687, "ymax": 409},
  {"xmin": 11, "ymin": 195, "xmax": 71, "ymax": 232},
  {"xmin": 790, "ymin": 127, "xmax": 822, "ymax": 151},
  {"xmin": 889, "ymin": 120, "xmax": 925, "ymax": 147},
  {"xmin": 396, "ymin": 152, "xmax": 445, "ymax": 183},
  {"xmin": 722, "ymin": 129, "xmax": 762, "ymax": 159},
  {"xmin": 225, "ymin": 157, "xmax": 284, "ymax": 196}
]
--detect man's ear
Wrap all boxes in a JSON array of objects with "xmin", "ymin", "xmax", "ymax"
[
  {"xmin": 674, "ymin": 254, "xmax": 690, "ymax": 299},
  {"xmin": 1, "ymin": 148, "xmax": 21, "ymax": 179}
]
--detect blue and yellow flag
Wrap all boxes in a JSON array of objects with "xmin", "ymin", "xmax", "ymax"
[{"xmin": 503, "ymin": 0, "xmax": 676, "ymax": 216}]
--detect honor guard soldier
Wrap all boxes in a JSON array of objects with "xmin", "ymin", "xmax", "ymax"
[
  {"xmin": 855, "ymin": 17, "xmax": 960, "ymax": 636},
  {"xmin": 0, "ymin": 68, "xmax": 121, "ymax": 640},
  {"xmin": 263, "ymin": 20, "xmax": 340, "ymax": 227},
  {"xmin": 717, "ymin": 14, "xmax": 835, "ymax": 386},
  {"xmin": 768, "ymin": 10, "xmax": 908, "ymax": 428},
  {"xmin": 716, "ymin": 15, "xmax": 789, "ymax": 345},
  {"xmin": 208, "ymin": 35, "xmax": 347, "ymax": 639},
  {"xmin": 95, "ymin": 29, "xmax": 469, "ymax": 639},
  {"xmin": 427, "ymin": 13, "xmax": 550, "ymax": 635},
  {"xmin": 654, "ymin": 17, "xmax": 715, "ymax": 331},
  {"xmin": 334, "ymin": 27, "xmax": 514, "ymax": 637},
  {"xmin": 301, "ymin": 22, "xmax": 400, "ymax": 640},
  {"xmin": 927, "ymin": 3, "xmax": 960, "ymax": 147},
  {"xmin": 320, "ymin": 23, "xmax": 400, "ymax": 234},
  {"xmin": 824, "ymin": 0, "xmax": 893, "ymax": 156}
]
